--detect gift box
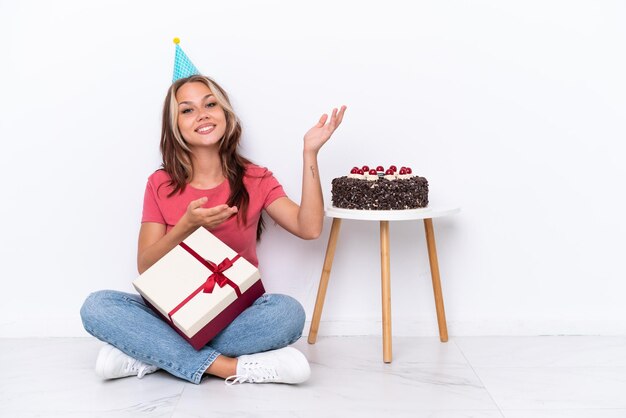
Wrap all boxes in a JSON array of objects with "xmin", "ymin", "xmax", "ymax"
[{"xmin": 133, "ymin": 227, "xmax": 265, "ymax": 350}]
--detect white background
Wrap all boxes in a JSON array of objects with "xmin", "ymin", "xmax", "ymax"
[{"xmin": 1, "ymin": 0, "xmax": 625, "ymax": 337}]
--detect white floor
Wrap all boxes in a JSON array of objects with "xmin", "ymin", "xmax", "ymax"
[{"xmin": 2, "ymin": 336, "xmax": 626, "ymax": 418}]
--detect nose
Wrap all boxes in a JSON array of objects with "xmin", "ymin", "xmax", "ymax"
[
  {"xmin": 197, "ymin": 107, "xmax": 212, "ymax": 121},
  {"xmin": 197, "ymin": 110, "xmax": 210, "ymax": 121}
]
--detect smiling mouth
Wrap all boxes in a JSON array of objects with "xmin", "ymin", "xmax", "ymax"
[{"xmin": 196, "ymin": 125, "xmax": 216, "ymax": 134}]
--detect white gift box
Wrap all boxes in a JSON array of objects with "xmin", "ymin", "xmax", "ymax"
[{"xmin": 133, "ymin": 227, "xmax": 264, "ymax": 349}]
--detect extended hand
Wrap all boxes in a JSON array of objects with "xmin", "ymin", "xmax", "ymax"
[
  {"xmin": 184, "ymin": 198, "xmax": 238, "ymax": 230},
  {"xmin": 303, "ymin": 105, "xmax": 347, "ymax": 154}
]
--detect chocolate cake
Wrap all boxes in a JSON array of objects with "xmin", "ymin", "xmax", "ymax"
[{"xmin": 331, "ymin": 165, "xmax": 429, "ymax": 210}]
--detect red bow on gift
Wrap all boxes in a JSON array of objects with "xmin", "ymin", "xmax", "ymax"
[
  {"xmin": 168, "ymin": 242, "xmax": 242, "ymax": 319},
  {"xmin": 202, "ymin": 257, "xmax": 239, "ymax": 294}
]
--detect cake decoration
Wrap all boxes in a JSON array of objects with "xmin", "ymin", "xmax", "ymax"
[
  {"xmin": 365, "ymin": 169, "xmax": 379, "ymax": 181},
  {"xmin": 383, "ymin": 169, "xmax": 396, "ymax": 181},
  {"xmin": 347, "ymin": 166, "xmax": 366, "ymax": 180}
]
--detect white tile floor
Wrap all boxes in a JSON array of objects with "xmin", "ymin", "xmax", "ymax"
[{"xmin": 2, "ymin": 336, "xmax": 626, "ymax": 417}]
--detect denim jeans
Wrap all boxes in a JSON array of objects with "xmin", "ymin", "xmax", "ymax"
[{"xmin": 80, "ymin": 290, "xmax": 306, "ymax": 384}]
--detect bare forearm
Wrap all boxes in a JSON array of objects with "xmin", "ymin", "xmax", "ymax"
[
  {"xmin": 297, "ymin": 150, "xmax": 324, "ymax": 239},
  {"xmin": 137, "ymin": 218, "xmax": 197, "ymax": 274}
]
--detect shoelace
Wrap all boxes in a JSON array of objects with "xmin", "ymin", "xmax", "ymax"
[
  {"xmin": 224, "ymin": 361, "xmax": 278, "ymax": 385},
  {"xmin": 124, "ymin": 358, "xmax": 156, "ymax": 379}
]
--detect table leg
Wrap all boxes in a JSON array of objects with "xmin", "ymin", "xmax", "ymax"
[
  {"xmin": 423, "ymin": 218, "xmax": 449, "ymax": 342},
  {"xmin": 380, "ymin": 220, "xmax": 392, "ymax": 363},
  {"xmin": 308, "ymin": 218, "xmax": 342, "ymax": 344}
]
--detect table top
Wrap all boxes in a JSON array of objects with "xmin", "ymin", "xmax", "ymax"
[{"xmin": 325, "ymin": 206, "xmax": 461, "ymax": 221}]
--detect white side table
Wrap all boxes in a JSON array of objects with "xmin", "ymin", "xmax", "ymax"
[{"xmin": 307, "ymin": 206, "xmax": 461, "ymax": 363}]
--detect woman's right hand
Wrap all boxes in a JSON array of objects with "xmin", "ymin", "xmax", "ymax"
[{"xmin": 183, "ymin": 197, "xmax": 238, "ymax": 230}]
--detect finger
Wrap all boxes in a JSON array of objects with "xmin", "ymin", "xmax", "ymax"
[
  {"xmin": 214, "ymin": 208, "xmax": 238, "ymax": 224},
  {"xmin": 324, "ymin": 108, "xmax": 337, "ymax": 132},
  {"xmin": 201, "ymin": 205, "xmax": 236, "ymax": 218},
  {"xmin": 335, "ymin": 105, "xmax": 347, "ymax": 126},
  {"xmin": 198, "ymin": 204, "xmax": 229, "ymax": 215},
  {"xmin": 317, "ymin": 114, "xmax": 328, "ymax": 127},
  {"xmin": 190, "ymin": 197, "xmax": 208, "ymax": 210},
  {"xmin": 330, "ymin": 106, "xmax": 346, "ymax": 129},
  {"xmin": 225, "ymin": 206, "xmax": 238, "ymax": 217},
  {"xmin": 329, "ymin": 108, "xmax": 339, "ymax": 128}
]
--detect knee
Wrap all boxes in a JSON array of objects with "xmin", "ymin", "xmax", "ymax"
[
  {"xmin": 266, "ymin": 294, "xmax": 306, "ymax": 341},
  {"xmin": 79, "ymin": 290, "xmax": 120, "ymax": 328}
]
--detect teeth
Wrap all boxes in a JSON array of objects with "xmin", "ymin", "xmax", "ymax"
[{"xmin": 197, "ymin": 125, "xmax": 214, "ymax": 133}]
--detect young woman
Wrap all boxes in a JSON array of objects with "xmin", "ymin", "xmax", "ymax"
[{"xmin": 80, "ymin": 75, "xmax": 346, "ymax": 385}]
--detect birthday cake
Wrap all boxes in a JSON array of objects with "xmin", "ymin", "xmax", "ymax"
[{"xmin": 331, "ymin": 165, "xmax": 429, "ymax": 210}]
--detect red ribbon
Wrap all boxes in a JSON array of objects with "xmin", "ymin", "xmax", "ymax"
[{"xmin": 168, "ymin": 241, "xmax": 242, "ymax": 320}]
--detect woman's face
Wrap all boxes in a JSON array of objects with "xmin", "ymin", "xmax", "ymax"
[{"xmin": 175, "ymin": 81, "xmax": 227, "ymax": 149}]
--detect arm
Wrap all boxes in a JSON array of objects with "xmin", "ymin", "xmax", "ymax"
[
  {"xmin": 265, "ymin": 106, "xmax": 346, "ymax": 240},
  {"xmin": 137, "ymin": 220, "xmax": 194, "ymax": 274}
]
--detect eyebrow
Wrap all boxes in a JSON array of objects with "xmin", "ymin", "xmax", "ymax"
[{"xmin": 178, "ymin": 94, "xmax": 214, "ymax": 106}]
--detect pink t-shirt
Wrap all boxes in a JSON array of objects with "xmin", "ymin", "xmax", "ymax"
[{"xmin": 141, "ymin": 164, "xmax": 287, "ymax": 267}]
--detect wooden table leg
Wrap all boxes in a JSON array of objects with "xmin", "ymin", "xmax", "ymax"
[
  {"xmin": 423, "ymin": 218, "xmax": 449, "ymax": 342},
  {"xmin": 380, "ymin": 221, "xmax": 392, "ymax": 363},
  {"xmin": 308, "ymin": 218, "xmax": 342, "ymax": 344}
]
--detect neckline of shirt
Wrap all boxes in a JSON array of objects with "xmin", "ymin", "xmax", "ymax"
[{"xmin": 187, "ymin": 178, "xmax": 228, "ymax": 192}]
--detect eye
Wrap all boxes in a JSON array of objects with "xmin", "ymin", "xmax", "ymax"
[
  {"xmin": 181, "ymin": 108, "xmax": 192, "ymax": 114},
  {"xmin": 206, "ymin": 102, "xmax": 217, "ymax": 108}
]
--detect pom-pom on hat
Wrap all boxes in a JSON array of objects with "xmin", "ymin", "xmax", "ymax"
[{"xmin": 172, "ymin": 38, "xmax": 200, "ymax": 82}]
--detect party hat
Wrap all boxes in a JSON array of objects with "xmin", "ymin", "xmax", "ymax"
[{"xmin": 172, "ymin": 38, "xmax": 200, "ymax": 82}]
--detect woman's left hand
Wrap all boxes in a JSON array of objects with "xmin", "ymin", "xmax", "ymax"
[{"xmin": 303, "ymin": 105, "xmax": 347, "ymax": 154}]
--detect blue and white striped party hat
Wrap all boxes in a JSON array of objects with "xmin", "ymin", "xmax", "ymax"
[{"xmin": 172, "ymin": 38, "xmax": 200, "ymax": 82}]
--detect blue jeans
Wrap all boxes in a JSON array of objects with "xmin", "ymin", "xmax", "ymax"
[{"xmin": 80, "ymin": 290, "xmax": 306, "ymax": 384}]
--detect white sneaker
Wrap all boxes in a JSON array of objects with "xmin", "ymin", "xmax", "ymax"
[
  {"xmin": 95, "ymin": 344, "xmax": 159, "ymax": 380},
  {"xmin": 225, "ymin": 347, "xmax": 311, "ymax": 385}
]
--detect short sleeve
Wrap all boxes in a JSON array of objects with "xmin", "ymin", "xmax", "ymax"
[
  {"xmin": 260, "ymin": 170, "xmax": 287, "ymax": 209},
  {"xmin": 141, "ymin": 180, "xmax": 166, "ymax": 224}
]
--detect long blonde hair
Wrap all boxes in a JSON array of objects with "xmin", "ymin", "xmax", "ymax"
[{"xmin": 159, "ymin": 75, "xmax": 264, "ymax": 240}]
